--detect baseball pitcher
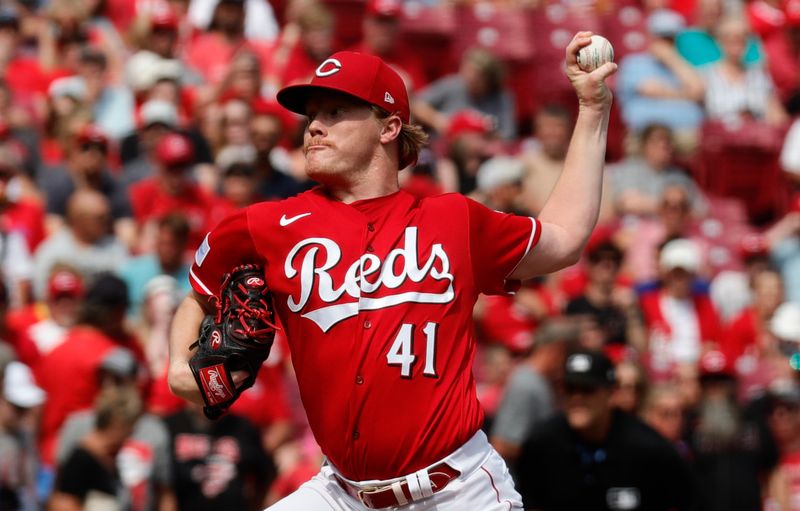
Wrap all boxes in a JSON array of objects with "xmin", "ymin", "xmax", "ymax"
[{"xmin": 169, "ymin": 32, "xmax": 617, "ymax": 510}]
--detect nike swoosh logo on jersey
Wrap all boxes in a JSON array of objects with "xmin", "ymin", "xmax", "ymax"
[{"xmin": 280, "ymin": 213, "xmax": 312, "ymax": 226}]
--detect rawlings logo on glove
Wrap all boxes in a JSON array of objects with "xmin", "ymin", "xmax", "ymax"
[{"xmin": 189, "ymin": 264, "xmax": 279, "ymax": 419}]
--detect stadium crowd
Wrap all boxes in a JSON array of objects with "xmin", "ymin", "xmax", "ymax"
[{"xmin": 0, "ymin": 0, "xmax": 799, "ymax": 509}]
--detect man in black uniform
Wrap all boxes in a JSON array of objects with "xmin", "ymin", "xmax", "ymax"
[{"xmin": 516, "ymin": 350, "xmax": 696, "ymax": 511}]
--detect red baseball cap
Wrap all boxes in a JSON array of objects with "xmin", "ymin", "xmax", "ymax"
[
  {"xmin": 76, "ymin": 125, "xmax": 108, "ymax": 147},
  {"xmin": 446, "ymin": 110, "xmax": 493, "ymax": 140},
  {"xmin": 738, "ymin": 232, "xmax": 768, "ymax": 259},
  {"xmin": 151, "ymin": 10, "xmax": 179, "ymax": 31},
  {"xmin": 366, "ymin": 0, "xmax": 402, "ymax": 18},
  {"xmin": 276, "ymin": 51, "xmax": 410, "ymax": 124},
  {"xmin": 48, "ymin": 270, "xmax": 84, "ymax": 299},
  {"xmin": 699, "ymin": 350, "xmax": 735, "ymax": 380},
  {"xmin": 790, "ymin": 192, "xmax": 800, "ymax": 213},
  {"xmin": 155, "ymin": 133, "xmax": 194, "ymax": 166}
]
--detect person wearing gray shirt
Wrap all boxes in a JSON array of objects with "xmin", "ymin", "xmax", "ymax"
[{"xmin": 490, "ymin": 320, "xmax": 579, "ymax": 470}]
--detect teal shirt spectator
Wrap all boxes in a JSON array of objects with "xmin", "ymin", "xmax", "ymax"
[
  {"xmin": 118, "ymin": 255, "xmax": 192, "ymax": 316},
  {"xmin": 676, "ymin": 29, "xmax": 763, "ymax": 67}
]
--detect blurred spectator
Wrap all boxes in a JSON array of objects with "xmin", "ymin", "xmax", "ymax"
[
  {"xmin": 120, "ymin": 99, "xmax": 213, "ymax": 184},
  {"xmin": 476, "ymin": 348, "xmax": 516, "ymax": 437},
  {"xmin": 519, "ymin": 104, "xmax": 573, "ymax": 216},
  {"xmin": 7, "ymin": 265, "xmax": 85, "ymax": 366},
  {"xmin": 53, "ymin": 47, "xmax": 135, "ymax": 141},
  {"xmin": 763, "ymin": 6, "xmax": 800, "ymax": 112},
  {"xmin": 57, "ymin": 381, "xmax": 176, "ymax": 511},
  {"xmin": 640, "ymin": 238, "xmax": 721, "ymax": 381},
  {"xmin": 709, "ymin": 232, "xmax": 773, "ymax": 323},
  {"xmin": 746, "ymin": 0, "xmax": 787, "ymax": 41},
  {"xmin": 128, "ymin": 133, "xmax": 221, "ymax": 252},
  {"xmin": 250, "ymin": 100, "xmax": 307, "ymax": 199},
  {"xmin": 121, "ymin": 99, "xmax": 180, "ymax": 175},
  {"xmin": 36, "ymin": 125, "xmax": 134, "ymax": 241},
  {"xmin": 35, "ymin": 273, "xmax": 144, "ymax": 468},
  {"xmin": 605, "ymin": 123, "xmax": 706, "ymax": 219},
  {"xmin": 130, "ymin": 275, "xmax": 185, "ymax": 416},
  {"xmin": 213, "ymin": 51, "xmax": 265, "ymax": 103},
  {"xmin": 188, "ymin": 0, "xmax": 280, "ymax": 43},
  {"xmin": 118, "ymin": 213, "xmax": 192, "ymax": 316},
  {"xmin": 349, "ymin": 0, "xmax": 427, "ymax": 91},
  {"xmin": 216, "ymin": 145, "xmax": 263, "ymax": 212},
  {"xmin": 779, "ymin": 117, "xmax": 800, "ymax": 181},
  {"xmin": 185, "ymin": 0, "xmax": 274, "ymax": 85},
  {"xmin": 165, "ymin": 402, "xmax": 275, "ymax": 511},
  {"xmin": 763, "ymin": 383, "xmax": 800, "ymax": 510},
  {"xmin": 434, "ymin": 109, "xmax": 497, "ymax": 194},
  {"xmin": 228, "ymin": 337, "xmax": 295, "ymax": 455},
  {"xmin": 265, "ymin": 1, "xmax": 335, "ymax": 88},
  {"xmin": 0, "ymin": 361, "xmax": 46, "ymax": 511},
  {"xmin": 640, "ymin": 383, "xmax": 691, "ymax": 456},
  {"xmin": 413, "ymin": 48, "xmax": 516, "ymax": 140},
  {"xmin": 723, "ymin": 268, "xmax": 785, "ymax": 384},
  {"xmin": 687, "ymin": 350, "xmax": 779, "ymax": 511},
  {"xmin": 49, "ymin": 384, "xmax": 143, "ymax": 511},
  {"xmin": 0, "ymin": 146, "xmax": 45, "ymax": 252},
  {"xmin": 473, "ymin": 155, "xmax": 525, "ymax": 213},
  {"xmin": 765, "ymin": 199, "xmax": 800, "ymax": 302},
  {"xmin": 0, "ymin": 278, "xmax": 38, "ymax": 368},
  {"xmin": 565, "ymin": 237, "xmax": 647, "ymax": 355},
  {"xmin": 619, "ymin": 184, "xmax": 709, "ymax": 284},
  {"xmin": 32, "ymin": 189, "xmax": 129, "ymax": 301},
  {"xmin": 490, "ymin": 320, "xmax": 577, "ymax": 467},
  {"xmin": 517, "ymin": 350, "xmax": 696, "ymax": 510},
  {"xmin": 616, "ymin": 9, "xmax": 705, "ymax": 148},
  {"xmin": 676, "ymin": 0, "xmax": 762, "ymax": 67},
  {"xmin": 611, "ymin": 359, "xmax": 649, "ymax": 414},
  {"xmin": 701, "ymin": 15, "xmax": 788, "ymax": 127}
]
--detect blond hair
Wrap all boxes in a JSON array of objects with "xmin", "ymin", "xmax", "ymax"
[{"xmin": 371, "ymin": 106, "xmax": 429, "ymax": 169}]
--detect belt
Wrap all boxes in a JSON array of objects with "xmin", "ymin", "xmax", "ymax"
[{"xmin": 333, "ymin": 463, "xmax": 461, "ymax": 509}]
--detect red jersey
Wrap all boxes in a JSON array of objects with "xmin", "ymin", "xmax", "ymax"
[{"xmin": 189, "ymin": 188, "xmax": 539, "ymax": 480}]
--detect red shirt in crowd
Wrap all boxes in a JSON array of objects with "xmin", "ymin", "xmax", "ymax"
[
  {"xmin": 34, "ymin": 327, "xmax": 144, "ymax": 465},
  {"xmin": 185, "ymin": 33, "xmax": 273, "ymax": 84},
  {"xmin": 348, "ymin": 41, "xmax": 428, "ymax": 90},
  {"xmin": 2, "ymin": 200, "xmax": 46, "ymax": 252},
  {"xmin": 128, "ymin": 178, "xmax": 224, "ymax": 250}
]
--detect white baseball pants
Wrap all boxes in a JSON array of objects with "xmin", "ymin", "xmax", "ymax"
[{"xmin": 265, "ymin": 430, "xmax": 523, "ymax": 510}]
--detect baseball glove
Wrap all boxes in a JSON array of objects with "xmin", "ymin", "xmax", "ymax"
[{"xmin": 189, "ymin": 264, "xmax": 279, "ymax": 420}]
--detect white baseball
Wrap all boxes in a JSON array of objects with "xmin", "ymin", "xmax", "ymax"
[{"xmin": 577, "ymin": 35, "xmax": 614, "ymax": 72}]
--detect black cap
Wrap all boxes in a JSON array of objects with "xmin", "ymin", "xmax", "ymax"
[
  {"xmin": 86, "ymin": 273, "xmax": 130, "ymax": 309},
  {"xmin": 564, "ymin": 350, "xmax": 617, "ymax": 388}
]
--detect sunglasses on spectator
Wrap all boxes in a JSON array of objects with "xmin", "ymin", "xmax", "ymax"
[
  {"xmin": 165, "ymin": 163, "xmax": 190, "ymax": 173},
  {"xmin": 564, "ymin": 383, "xmax": 604, "ymax": 396},
  {"xmin": 80, "ymin": 142, "xmax": 108, "ymax": 154}
]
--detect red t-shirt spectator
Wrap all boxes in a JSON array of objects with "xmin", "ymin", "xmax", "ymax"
[
  {"xmin": 185, "ymin": 33, "xmax": 273, "ymax": 84},
  {"xmin": 34, "ymin": 327, "xmax": 141, "ymax": 465}
]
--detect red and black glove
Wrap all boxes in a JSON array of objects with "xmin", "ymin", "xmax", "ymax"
[{"xmin": 189, "ymin": 264, "xmax": 279, "ymax": 419}]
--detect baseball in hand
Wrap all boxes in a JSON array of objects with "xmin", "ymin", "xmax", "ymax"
[{"xmin": 576, "ymin": 35, "xmax": 615, "ymax": 72}]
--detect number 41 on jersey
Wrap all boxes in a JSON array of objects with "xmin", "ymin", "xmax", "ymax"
[{"xmin": 386, "ymin": 322, "xmax": 439, "ymax": 379}]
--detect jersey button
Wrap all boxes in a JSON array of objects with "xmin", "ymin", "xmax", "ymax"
[
  {"xmin": 366, "ymin": 245, "xmax": 374, "ymax": 252},
  {"xmin": 355, "ymin": 375, "xmax": 364, "ymax": 385},
  {"xmin": 367, "ymin": 223, "xmax": 375, "ymax": 232},
  {"xmin": 353, "ymin": 431, "xmax": 360, "ymax": 440},
  {"xmin": 363, "ymin": 320, "xmax": 372, "ymax": 329}
]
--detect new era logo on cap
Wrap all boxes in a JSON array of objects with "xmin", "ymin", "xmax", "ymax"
[{"xmin": 276, "ymin": 51, "xmax": 410, "ymax": 124}]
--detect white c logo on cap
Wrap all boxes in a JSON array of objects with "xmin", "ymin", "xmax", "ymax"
[{"xmin": 315, "ymin": 58, "xmax": 342, "ymax": 77}]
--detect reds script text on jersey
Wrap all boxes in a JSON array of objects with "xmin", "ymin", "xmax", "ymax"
[{"xmin": 190, "ymin": 188, "xmax": 540, "ymax": 481}]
